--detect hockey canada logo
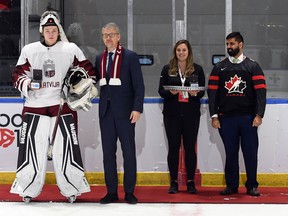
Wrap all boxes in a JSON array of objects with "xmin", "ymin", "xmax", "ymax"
[
  {"xmin": 0, "ymin": 128, "xmax": 15, "ymax": 148},
  {"xmin": 225, "ymin": 75, "xmax": 246, "ymax": 94}
]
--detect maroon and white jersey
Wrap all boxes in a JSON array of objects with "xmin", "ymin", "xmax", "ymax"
[{"xmin": 12, "ymin": 41, "xmax": 95, "ymax": 108}]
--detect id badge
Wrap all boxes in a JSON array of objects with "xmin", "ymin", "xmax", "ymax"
[{"xmin": 178, "ymin": 91, "xmax": 189, "ymax": 103}]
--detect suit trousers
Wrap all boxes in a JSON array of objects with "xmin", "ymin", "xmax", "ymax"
[
  {"xmin": 218, "ymin": 114, "xmax": 259, "ymax": 190},
  {"xmin": 100, "ymin": 102, "xmax": 136, "ymax": 194}
]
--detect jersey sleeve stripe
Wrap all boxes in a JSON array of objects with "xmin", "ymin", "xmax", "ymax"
[
  {"xmin": 252, "ymin": 75, "xmax": 265, "ymax": 81},
  {"xmin": 254, "ymin": 84, "xmax": 266, "ymax": 89},
  {"xmin": 209, "ymin": 76, "xmax": 219, "ymax": 81},
  {"xmin": 208, "ymin": 85, "xmax": 218, "ymax": 90}
]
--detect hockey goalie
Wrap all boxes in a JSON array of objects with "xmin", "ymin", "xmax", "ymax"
[{"xmin": 10, "ymin": 10, "xmax": 98, "ymax": 203}]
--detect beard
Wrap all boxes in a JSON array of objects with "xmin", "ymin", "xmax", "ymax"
[{"xmin": 227, "ymin": 47, "xmax": 240, "ymax": 57}]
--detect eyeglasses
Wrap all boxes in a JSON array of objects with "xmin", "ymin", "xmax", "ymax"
[{"xmin": 102, "ymin": 33, "xmax": 119, "ymax": 39}]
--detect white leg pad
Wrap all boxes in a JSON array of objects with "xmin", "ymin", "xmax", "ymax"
[
  {"xmin": 10, "ymin": 113, "xmax": 50, "ymax": 198},
  {"xmin": 52, "ymin": 114, "xmax": 90, "ymax": 197}
]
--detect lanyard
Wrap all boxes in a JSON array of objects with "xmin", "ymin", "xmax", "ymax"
[
  {"xmin": 178, "ymin": 67, "xmax": 186, "ymax": 86},
  {"xmin": 178, "ymin": 67, "xmax": 188, "ymax": 99}
]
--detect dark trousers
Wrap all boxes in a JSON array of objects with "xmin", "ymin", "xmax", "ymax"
[
  {"xmin": 164, "ymin": 115, "xmax": 200, "ymax": 182},
  {"xmin": 100, "ymin": 103, "xmax": 136, "ymax": 194},
  {"xmin": 218, "ymin": 115, "xmax": 259, "ymax": 190}
]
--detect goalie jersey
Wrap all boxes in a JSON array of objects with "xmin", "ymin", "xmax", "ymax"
[{"xmin": 12, "ymin": 41, "xmax": 96, "ymax": 108}]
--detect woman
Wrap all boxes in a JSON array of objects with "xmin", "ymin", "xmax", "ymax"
[
  {"xmin": 158, "ymin": 39, "xmax": 205, "ymax": 194},
  {"xmin": 10, "ymin": 11, "xmax": 95, "ymax": 203}
]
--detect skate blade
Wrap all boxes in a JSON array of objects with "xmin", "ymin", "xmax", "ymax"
[
  {"xmin": 67, "ymin": 195, "xmax": 76, "ymax": 203},
  {"xmin": 23, "ymin": 196, "xmax": 32, "ymax": 204}
]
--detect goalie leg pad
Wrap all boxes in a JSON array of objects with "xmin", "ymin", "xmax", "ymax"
[
  {"xmin": 52, "ymin": 113, "xmax": 90, "ymax": 197},
  {"xmin": 10, "ymin": 113, "xmax": 50, "ymax": 198}
]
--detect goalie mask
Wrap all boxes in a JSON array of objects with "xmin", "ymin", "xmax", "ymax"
[{"xmin": 66, "ymin": 67, "xmax": 98, "ymax": 111}]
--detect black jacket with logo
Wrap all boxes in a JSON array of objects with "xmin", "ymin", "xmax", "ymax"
[{"xmin": 208, "ymin": 57, "xmax": 266, "ymax": 118}]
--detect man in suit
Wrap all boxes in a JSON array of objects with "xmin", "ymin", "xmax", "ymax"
[{"xmin": 94, "ymin": 23, "xmax": 145, "ymax": 204}]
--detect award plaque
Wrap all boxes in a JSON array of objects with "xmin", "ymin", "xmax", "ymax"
[{"xmin": 163, "ymin": 85, "xmax": 206, "ymax": 91}]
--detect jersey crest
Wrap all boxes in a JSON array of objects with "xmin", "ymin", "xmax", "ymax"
[
  {"xmin": 225, "ymin": 75, "xmax": 246, "ymax": 94},
  {"xmin": 43, "ymin": 59, "xmax": 55, "ymax": 77}
]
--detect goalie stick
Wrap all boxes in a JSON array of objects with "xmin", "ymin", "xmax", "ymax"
[
  {"xmin": 47, "ymin": 83, "xmax": 66, "ymax": 161},
  {"xmin": 47, "ymin": 67, "xmax": 97, "ymax": 160}
]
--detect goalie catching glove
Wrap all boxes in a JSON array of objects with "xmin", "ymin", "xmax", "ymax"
[{"xmin": 66, "ymin": 66, "xmax": 98, "ymax": 111}]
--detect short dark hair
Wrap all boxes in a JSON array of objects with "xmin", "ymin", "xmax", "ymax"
[{"xmin": 226, "ymin": 32, "xmax": 244, "ymax": 43}]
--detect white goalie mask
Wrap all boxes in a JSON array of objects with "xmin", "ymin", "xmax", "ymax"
[{"xmin": 66, "ymin": 67, "xmax": 98, "ymax": 111}]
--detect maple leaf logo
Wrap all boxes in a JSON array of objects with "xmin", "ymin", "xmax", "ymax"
[{"xmin": 225, "ymin": 75, "xmax": 246, "ymax": 93}]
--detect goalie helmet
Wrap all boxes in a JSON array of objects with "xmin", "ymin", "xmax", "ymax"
[
  {"xmin": 39, "ymin": 11, "xmax": 68, "ymax": 42},
  {"xmin": 66, "ymin": 67, "xmax": 98, "ymax": 112}
]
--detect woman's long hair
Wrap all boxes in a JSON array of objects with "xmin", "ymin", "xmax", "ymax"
[{"xmin": 168, "ymin": 39, "xmax": 195, "ymax": 76}]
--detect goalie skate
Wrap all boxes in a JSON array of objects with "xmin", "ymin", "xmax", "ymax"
[
  {"xmin": 23, "ymin": 196, "xmax": 32, "ymax": 204},
  {"xmin": 67, "ymin": 195, "xmax": 76, "ymax": 203}
]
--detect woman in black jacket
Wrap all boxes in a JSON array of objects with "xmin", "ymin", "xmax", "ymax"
[{"xmin": 158, "ymin": 39, "xmax": 205, "ymax": 194}]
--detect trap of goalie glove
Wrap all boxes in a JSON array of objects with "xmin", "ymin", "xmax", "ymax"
[{"xmin": 65, "ymin": 66, "xmax": 98, "ymax": 112}]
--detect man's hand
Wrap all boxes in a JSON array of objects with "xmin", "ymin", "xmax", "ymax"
[
  {"xmin": 130, "ymin": 111, "xmax": 141, "ymax": 123},
  {"xmin": 252, "ymin": 115, "xmax": 262, "ymax": 127},
  {"xmin": 211, "ymin": 117, "xmax": 221, "ymax": 129}
]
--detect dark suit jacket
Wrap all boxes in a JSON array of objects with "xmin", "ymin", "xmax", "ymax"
[{"xmin": 95, "ymin": 48, "xmax": 145, "ymax": 119}]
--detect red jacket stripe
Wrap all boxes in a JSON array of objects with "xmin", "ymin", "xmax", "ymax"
[
  {"xmin": 252, "ymin": 75, "xmax": 265, "ymax": 81},
  {"xmin": 254, "ymin": 84, "xmax": 266, "ymax": 89},
  {"xmin": 209, "ymin": 75, "xmax": 219, "ymax": 81},
  {"xmin": 208, "ymin": 85, "xmax": 218, "ymax": 90}
]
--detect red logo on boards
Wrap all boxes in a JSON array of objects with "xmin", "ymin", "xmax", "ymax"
[{"xmin": 0, "ymin": 128, "xmax": 15, "ymax": 148}]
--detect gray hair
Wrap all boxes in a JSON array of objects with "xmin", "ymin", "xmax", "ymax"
[{"xmin": 102, "ymin": 22, "xmax": 120, "ymax": 34}]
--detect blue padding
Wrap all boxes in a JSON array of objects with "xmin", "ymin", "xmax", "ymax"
[
  {"xmin": 0, "ymin": 98, "xmax": 24, "ymax": 103},
  {"xmin": 267, "ymin": 98, "xmax": 288, "ymax": 104}
]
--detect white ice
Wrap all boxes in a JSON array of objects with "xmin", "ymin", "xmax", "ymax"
[{"xmin": 1, "ymin": 202, "xmax": 288, "ymax": 216}]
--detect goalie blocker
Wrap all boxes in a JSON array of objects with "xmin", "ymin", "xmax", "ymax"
[{"xmin": 10, "ymin": 113, "xmax": 90, "ymax": 199}]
